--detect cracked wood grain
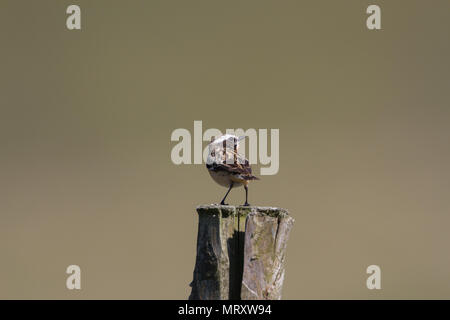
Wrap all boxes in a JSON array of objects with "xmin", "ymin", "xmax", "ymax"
[{"xmin": 189, "ymin": 205, "xmax": 294, "ymax": 300}]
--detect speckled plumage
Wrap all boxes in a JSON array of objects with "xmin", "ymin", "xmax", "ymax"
[{"xmin": 206, "ymin": 135, "xmax": 259, "ymax": 206}]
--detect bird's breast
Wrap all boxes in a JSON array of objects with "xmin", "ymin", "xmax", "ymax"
[{"xmin": 208, "ymin": 170, "xmax": 243, "ymax": 188}]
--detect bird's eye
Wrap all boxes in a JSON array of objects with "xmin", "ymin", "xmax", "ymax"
[{"xmin": 211, "ymin": 151, "xmax": 215, "ymax": 156}]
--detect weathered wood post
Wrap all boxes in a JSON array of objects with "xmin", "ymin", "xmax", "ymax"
[{"xmin": 189, "ymin": 205, "xmax": 294, "ymax": 300}]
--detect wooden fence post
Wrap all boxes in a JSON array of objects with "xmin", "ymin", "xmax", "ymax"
[{"xmin": 189, "ymin": 205, "xmax": 294, "ymax": 300}]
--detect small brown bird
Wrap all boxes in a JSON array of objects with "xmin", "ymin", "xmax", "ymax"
[{"xmin": 206, "ymin": 134, "xmax": 259, "ymax": 206}]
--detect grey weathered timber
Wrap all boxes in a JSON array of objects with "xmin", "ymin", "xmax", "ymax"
[
  {"xmin": 189, "ymin": 205, "xmax": 294, "ymax": 300},
  {"xmin": 240, "ymin": 207, "xmax": 294, "ymax": 300}
]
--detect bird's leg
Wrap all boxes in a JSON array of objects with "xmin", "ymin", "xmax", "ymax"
[
  {"xmin": 243, "ymin": 185, "xmax": 250, "ymax": 206},
  {"xmin": 220, "ymin": 183, "xmax": 233, "ymax": 205}
]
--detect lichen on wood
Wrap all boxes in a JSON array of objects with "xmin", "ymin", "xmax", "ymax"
[
  {"xmin": 240, "ymin": 208, "xmax": 294, "ymax": 300},
  {"xmin": 189, "ymin": 205, "xmax": 294, "ymax": 300}
]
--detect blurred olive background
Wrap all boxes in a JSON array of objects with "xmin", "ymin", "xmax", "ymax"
[{"xmin": 1, "ymin": 0, "xmax": 449, "ymax": 299}]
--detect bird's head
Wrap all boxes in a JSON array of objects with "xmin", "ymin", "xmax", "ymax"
[{"xmin": 207, "ymin": 134, "xmax": 246, "ymax": 165}]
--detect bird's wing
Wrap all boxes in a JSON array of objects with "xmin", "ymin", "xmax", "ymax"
[{"xmin": 213, "ymin": 160, "xmax": 260, "ymax": 180}]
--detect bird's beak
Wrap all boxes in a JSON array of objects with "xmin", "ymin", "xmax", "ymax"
[{"xmin": 238, "ymin": 136, "xmax": 246, "ymax": 142}]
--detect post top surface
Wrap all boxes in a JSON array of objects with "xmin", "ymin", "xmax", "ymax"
[{"xmin": 196, "ymin": 204, "xmax": 291, "ymax": 218}]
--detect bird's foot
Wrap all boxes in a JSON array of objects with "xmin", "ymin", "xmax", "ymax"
[
  {"xmin": 220, "ymin": 201, "xmax": 229, "ymax": 206},
  {"xmin": 243, "ymin": 202, "xmax": 250, "ymax": 206}
]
